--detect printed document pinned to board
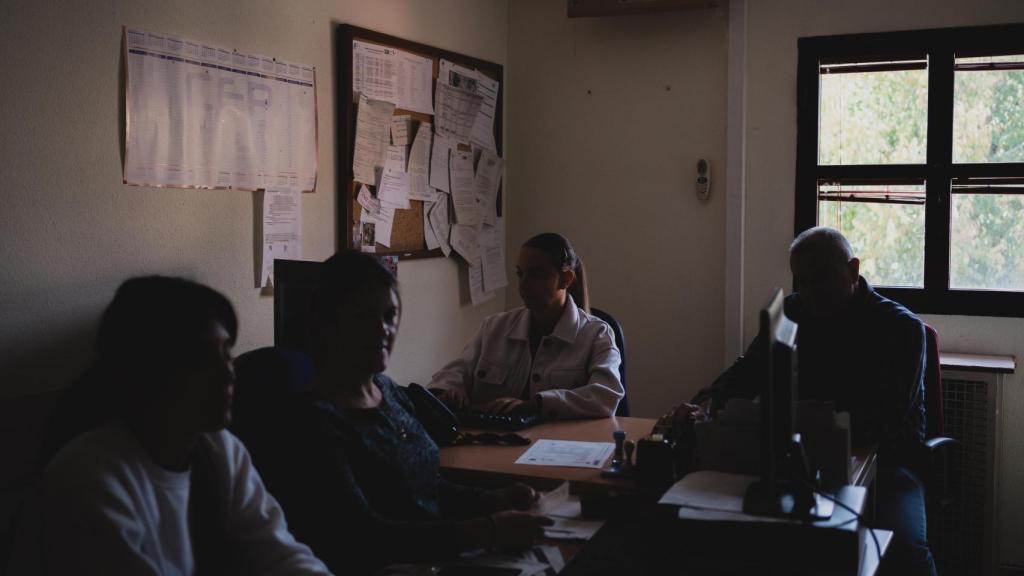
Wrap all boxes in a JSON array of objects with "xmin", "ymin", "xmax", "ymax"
[
  {"xmin": 352, "ymin": 40, "xmax": 433, "ymax": 115},
  {"xmin": 257, "ymin": 187, "xmax": 301, "ymax": 288},
  {"xmin": 515, "ymin": 440, "xmax": 615, "ymax": 469}
]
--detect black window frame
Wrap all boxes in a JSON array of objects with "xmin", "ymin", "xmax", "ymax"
[{"xmin": 796, "ymin": 23, "xmax": 1024, "ymax": 318}]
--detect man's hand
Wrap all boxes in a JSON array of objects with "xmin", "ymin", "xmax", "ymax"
[
  {"xmin": 655, "ymin": 402, "xmax": 710, "ymax": 434},
  {"xmin": 490, "ymin": 511, "xmax": 554, "ymax": 550},
  {"xmin": 500, "ymin": 483, "xmax": 539, "ymax": 511}
]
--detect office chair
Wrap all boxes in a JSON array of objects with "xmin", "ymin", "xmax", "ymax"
[
  {"xmin": 920, "ymin": 324, "xmax": 957, "ymax": 564},
  {"xmin": 590, "ymin": 307, "xmax": 628, "ymax": 417}
]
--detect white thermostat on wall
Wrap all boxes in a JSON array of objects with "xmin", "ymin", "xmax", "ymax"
[{"xmin": 696, "ymin": 159, "xmax": 711, "ymax": 202}]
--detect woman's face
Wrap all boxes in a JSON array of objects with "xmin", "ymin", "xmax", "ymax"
[
  {"xmin": 516, "ymin": 246, "xmax": 567, "ymax": 312},
  {"xmin": 328, "ymin": 283, "xmax": 400, "ymax": 377},
  {"xmin": 164, "ymin": 320, "xmax": 235, "ymax": 434}
]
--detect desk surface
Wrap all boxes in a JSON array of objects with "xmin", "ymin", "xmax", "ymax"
[
  {"xmin": 441, "ymin": 416, "xmax": 656, "ymax": 492},
  {"xmin": 441, "ymin": 417, "xmax": 877, "ymax": 493}
]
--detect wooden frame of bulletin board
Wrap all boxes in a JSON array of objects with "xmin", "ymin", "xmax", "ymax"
[{"xmin": 337, "ymin": 24, "xmax": 504, "ymax": 259}]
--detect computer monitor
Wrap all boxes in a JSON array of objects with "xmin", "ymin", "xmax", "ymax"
[
  {"xmin": 273, "ymin": 259, "xmax": 324, "ymax": 355},
  {"xmin": 742, "ymin": 288, "xmax": 827, "ymax": 519}
]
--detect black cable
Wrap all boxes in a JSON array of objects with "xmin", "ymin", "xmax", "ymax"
[{"xmin": 800, "ymin": 481, "xmax": 883, "ymax": 565}]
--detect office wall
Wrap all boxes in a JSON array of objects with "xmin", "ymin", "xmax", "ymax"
[
  {"xmin": 506, "ymin": 1, "xmax": 729, "ymax": 418},
  {"xmin": 740, "ymin": 0, "xmax": 1024, "ymax": 567},
  {"xmin": 0, "ymin": 0, "xmax": 508, "ymax": 398}
]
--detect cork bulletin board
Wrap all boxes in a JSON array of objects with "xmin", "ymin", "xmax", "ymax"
[{"xmin": 337, "ymin": 24, "xmax": 504, "ymax": 259}]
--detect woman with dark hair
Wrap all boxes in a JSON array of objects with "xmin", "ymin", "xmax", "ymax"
[
  {"xmin": 8, "ymin": 276, "xmax": 330, "ymax": 575},
  {"xmin": 255, "ymin": 250, "xmax": 552, "ymax": 576},
  {"xmin": 429, "ymin": 233, "xmax": 623, "ymax": 419}
]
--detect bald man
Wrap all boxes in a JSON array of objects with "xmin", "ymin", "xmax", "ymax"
[{"xmin": 670, "ymin": 227, "xmax": 934, "ymax": 576}]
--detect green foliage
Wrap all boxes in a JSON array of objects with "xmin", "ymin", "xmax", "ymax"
[{"xmin": 818, "ymin": 64, "xmax": 1024, "ymax": 291}]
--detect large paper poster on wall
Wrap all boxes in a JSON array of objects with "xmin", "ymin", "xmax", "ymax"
[{"xmin": 123, "ymin": 28, "xmax": 318, "ymax": 192}]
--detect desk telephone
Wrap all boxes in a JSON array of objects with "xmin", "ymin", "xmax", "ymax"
[{"xmin": 402, "ymin": 384, "xmax": 533, "ymax": 447}]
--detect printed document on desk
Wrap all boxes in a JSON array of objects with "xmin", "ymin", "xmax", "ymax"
[{"xmin": 515, "ymin": 440, "xmax": 614, "ymax": 469}]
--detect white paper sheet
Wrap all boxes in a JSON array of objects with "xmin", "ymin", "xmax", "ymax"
[
  {"xmin": 439, "ymin": 59, "xmax": 500, "ymax": 151},
  {"xmin": 390, "ymin": 114, "xmax": 411, "ymax": 146},
  {"xmin": 352, "ymin": 94, "xmax": 394, "ymax": 185},
  {"xmin": 258, "ymin": 187, "xmax": 301, "ymax": 288},
  {"xmin": 450, "ymin": 223, "xmax": 479, "ymax": 263},
  {"xmin": 352, "ymin": 40, "xmax": 396, "ymax": 103},
  {"xmin": 376, "ymin": 145, "xmax": 410, "ymax": 210},
  {"xmin": 124, "ymin": 29, "xmax": 317, "ymax": 191},
  {"xmin": 407, "ymin": 122, "xmax": 433, "ymax": 201},
  {"xmin": 424, "ymin": 201, "xmax": 441, "ymax": 250},
  {"xmin": 352, "ymin": 40, "xmax": 433, "ymax": 114},
  {"xmin": 657, "ymin": 470, "xmax": 757, "ymax": 511},
  {"xmin": 360, "ymin": 204, "xmax": 395, "ymax": 249},
  {"xmin": 475, "ymin": 148, "xmax": 503, "ymax": 227},
  {"xmin": 434, "ymin": 83, "xmax": 483, "ymax": 144},
  {"xmin": 429, "ymin": 132, "xmax": 452, "ymax": 193},
  {"xmin": 357, "ymin": 184, "xmax": 380, "ymax": 215},
  {"xmin": 449, "ymin": 150, "xmax": 480, "ymax": 226},
  {"xmin": 429, "ymin": 194, "xmax": 453, "ymax": 257},
  {"xmin": 514, "ymin": 440, "xmax": 615, "ymax": 469},
  {"xmin": 468, "ymin": 255, "xmax": 496, "ymax": 306},
  {"xmin": 479, "ymin": 221, "xmax": 507, "ymax": 292}
]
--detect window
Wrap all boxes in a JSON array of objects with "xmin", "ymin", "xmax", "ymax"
[{"xmin": 797, "ymin": 24, "xmax": 1024, "ymax": 316}]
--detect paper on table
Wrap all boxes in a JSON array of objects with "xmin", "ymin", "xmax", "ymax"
[
  {"xmin": 434, "ymin": 83, "xmax": 483, "ymax": 144},
  {"xmin": 390, "ymin": 114, "xmax": 411, "ymax": 146},
  {"xmin": 449, "ymin": 150, "xmax": 480, "ymax": 226},
  {"xmin": 657, "ymin": 470, "xmax": 757, "ymax": 511},
  {"xmin": 258, "ymin": 187, "xmax": 301, "ymax": 288},
  {"xmin": 407, "ymin": 122, "xmax": 433, "ymax": 201},
  {"xmin": 429, "ymin": 132, "xmax": 452, "ymax": 193},
  {"xmin": 353, "ymin": 94, "xmax": 394, "ymax": 185},
  {"xmin": 429, "ymin": 194, "xmax": 453, "ymax": 257},
  {"xmin": 544, "ymin": 517, "xmax": 604, "ymax": 542},
  {"xmin": 514, "ymin": 440, "xmax": 615, "ymax": 469},
  {"xmin": 360, "ymin": 204, "xmax": 395, "ymax": 249},
  {"xmin": 475, "ymin": 149, "xmax": 503, "ymax": 227},
  {"xmin": 479, "ymin": 222, "xmax": 507, "ymax": 292},
  {"xmin": 469, "ymin": 255, "xmax": 496, "ymax": 306},
  {"xmin": 356, "ymin": 184, "xmax": 380, "ymax": 215},
  {"xmin": 352, "ymin": 40, "xmax": 433, "ymax": 114},
  {"xmin": 450, "ymin": 223, "xmax": 480, "ymax": 264}
]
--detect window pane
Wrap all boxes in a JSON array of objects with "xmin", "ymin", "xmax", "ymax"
[
  {"xmin": 950, "ymin": 193, "xmax": 1024, "ymax": 291},
  {"xmin": 819, "ymin": 67, "xmax": 928, "ymax": 165},
  {"xmin": 953, "ymin": 54, "xmax": 1024, "ymax": 163},
  {"xmin": 818, "ymin": 183, "xmax": 925, "ymax": 287}
]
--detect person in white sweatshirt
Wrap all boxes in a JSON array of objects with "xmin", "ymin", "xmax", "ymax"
[
  {"xmin": 8, "ymin": 276, "xmax": 331, "ymax": 576},
  {"xmin": 429, "ymin": 233, "xmax": 623, "ymax": 419}
]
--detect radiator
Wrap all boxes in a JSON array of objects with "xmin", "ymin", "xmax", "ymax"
[{"xmin": 934, "ymin": 371, "xmax": 1002, "ymax": 576}]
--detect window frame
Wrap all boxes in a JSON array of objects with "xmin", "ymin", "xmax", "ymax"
[{"xmin": 796, "ymin": 23, "xmax": 1024, "ymax": 317}]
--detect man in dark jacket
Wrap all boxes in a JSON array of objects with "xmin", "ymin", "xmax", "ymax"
[{"xmin": 671, "ymin": 227, "xmax": 935, "ymax": 576}]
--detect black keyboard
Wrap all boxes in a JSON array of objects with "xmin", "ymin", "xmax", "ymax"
[{"xmin": 456, "ymin": 410, "xmax": 541, "ymax": 431}]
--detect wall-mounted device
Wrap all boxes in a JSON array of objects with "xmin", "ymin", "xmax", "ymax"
[{"xmin": 696, "ymin": 159, "xmax": 710, "ymax": 202}]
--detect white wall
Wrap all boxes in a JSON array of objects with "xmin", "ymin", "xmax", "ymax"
[
  {"xmin": 739, "ymin": 0, "xmax": 1024, "ymax": 567},
  {"xmin": 0, "ymin": 0, "xmax": 509, "ymax": 398},
  {"xmin": 506, "ymin": 0, "xmax": 729, "ymax": 418}
]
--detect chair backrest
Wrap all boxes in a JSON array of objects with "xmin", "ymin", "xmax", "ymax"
[
  {"xmin": 589, "ymin": 307, "xmax": 628, "ymax": 417},
  {"xmin": 923, "ymin": 323, "xmax": 945, "ymax": 438},
  {"xmin": 231, "ymin": 347, "xmax": 315, "ymax": 436}
]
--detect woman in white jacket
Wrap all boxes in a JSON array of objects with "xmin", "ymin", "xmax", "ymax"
[{"xmin": 430, "ymin": 233, "xmax": 623, "ymax": 419}]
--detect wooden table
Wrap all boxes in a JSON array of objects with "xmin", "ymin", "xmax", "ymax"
[
  {"xmin": 440, "ymin": 416, "xmax": 657, "ymax": 493},
  {"xmin": 441, "ymin": 416, "xmax": 878, "ymax": 491}
]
